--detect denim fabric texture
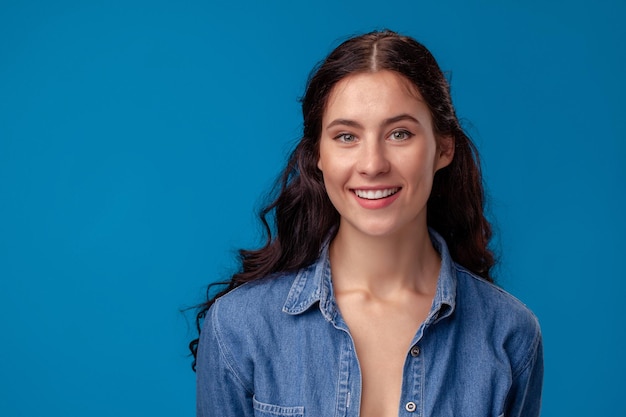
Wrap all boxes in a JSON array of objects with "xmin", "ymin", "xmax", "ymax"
[{"xmin": 196, "ymin": 230, "xmax": 543, "ymax": 417}]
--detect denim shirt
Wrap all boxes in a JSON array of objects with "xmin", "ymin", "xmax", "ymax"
[{"xmin": 196, "ymin": 231, "xmax": 543, "ymax": 417}]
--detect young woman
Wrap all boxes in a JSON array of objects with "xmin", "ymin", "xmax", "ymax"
[{"xmin": 191, "ymin": 30, "xmax": 543, "ymax": 417}]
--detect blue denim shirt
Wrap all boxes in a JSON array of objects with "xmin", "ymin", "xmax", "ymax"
[{"xmin": 196, "ymin": 231, "xmax": 543, "ymax": 417}]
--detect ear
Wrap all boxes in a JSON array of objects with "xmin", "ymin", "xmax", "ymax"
[
  {"xmin": 317, "ymin": 157, "xmax": 323, "ymax": 172},
  {"xmin": 435, "ymin": 135, "xmax": 455, "ymax": 170}
]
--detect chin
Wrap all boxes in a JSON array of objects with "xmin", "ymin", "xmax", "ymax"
[{"xmin": 345, "ymin": 221, "xmax": 405, "ymax": 239}]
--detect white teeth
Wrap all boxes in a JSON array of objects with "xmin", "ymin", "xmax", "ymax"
[{"xmin": 354, "ymin": 188, "xmax": 399, "ymax": 200}]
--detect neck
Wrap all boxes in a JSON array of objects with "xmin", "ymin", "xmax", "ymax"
[{"xmin": 329, "ymin": 222, "xmax": 441, "ymax": 297}]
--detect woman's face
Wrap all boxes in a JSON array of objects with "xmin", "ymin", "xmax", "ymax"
[{"xmin": 317, "ymin": 70, "xmax": 453, "ymax": 239}]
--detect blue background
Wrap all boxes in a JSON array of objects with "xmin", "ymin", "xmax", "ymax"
[{"xmin": 1, "ymin": 0, "xmax": 624, "ymax": 416}]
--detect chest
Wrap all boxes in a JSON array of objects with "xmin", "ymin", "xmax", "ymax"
[{"xmin": 336, "ymin": 295, "xmax": 432, "ymax": 417}]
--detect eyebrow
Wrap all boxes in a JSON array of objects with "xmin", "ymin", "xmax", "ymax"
[{"xmin": 325, "ymin": 113, "xmax": 421, "ymax": 130}]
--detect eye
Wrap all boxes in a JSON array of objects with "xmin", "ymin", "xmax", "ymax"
[
  {"xmin": 389, "ymin": 130, "xmax": 413, "ymax": 141},
  {"xmin": 334, "ymin": 133, "xmax": 357, "ymax": 143}
]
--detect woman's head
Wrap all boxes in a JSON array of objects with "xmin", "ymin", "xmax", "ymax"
[{"xmin": 289, "ymin": 29, "xmax": 494, "ymax": 278}]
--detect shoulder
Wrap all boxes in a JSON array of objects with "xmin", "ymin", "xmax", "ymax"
[
  {"xmin": 453, "ymin": 264, "xmax": 542, "ymax": 375},
  {"xmin": 454, "ymin": 263, "xmax": 540, "ymax": 329},
  {"xmin": 199, "ymin": 271, "xmax": 302, "ymax": 385}
]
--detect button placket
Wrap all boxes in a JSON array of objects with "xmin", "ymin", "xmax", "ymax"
[{"xmin": 404, "ymin": 342, "xmax": 422, "ymax": 415}]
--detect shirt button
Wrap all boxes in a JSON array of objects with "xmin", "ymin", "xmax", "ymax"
[
  {"xmin": 405, "ymin": 401, "xmax": 417, "ymax": 412},
  {"xmin": 410, "ymin": 345, "xmax": 420, "ymax": 357}
]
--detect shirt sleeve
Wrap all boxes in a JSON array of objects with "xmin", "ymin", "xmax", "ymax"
[
  {"xmin": 504, "ymin": 331, "xmax": 544, "ymax": 417},
  {"xmin": 196, "ymin": 302, "xmax": 254, "ymax": 417}
]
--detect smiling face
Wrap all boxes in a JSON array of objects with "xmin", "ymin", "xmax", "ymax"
[{"xmin": 317, "ymin": 70, "xmax": 454, "ymax": 240}]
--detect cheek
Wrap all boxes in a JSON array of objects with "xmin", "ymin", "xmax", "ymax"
[
  {"xmin": 397, "ymin": 150, "xmax": 433, "ymax": 175},
  {"xmin": 318, "ymin": 161, "xmax": 348, "ymax": 203},
  {"xmin": 317, "ymin": 145, "xmax": 343, "ymax": 179},
  {"xmin": 317, "ymin": 140, "xmax": 330, "ymax": 172}
]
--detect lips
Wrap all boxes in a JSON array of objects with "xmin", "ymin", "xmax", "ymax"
[{"xmin": 353, "ymin": 187, "xmax": 400, "ymax": 200}]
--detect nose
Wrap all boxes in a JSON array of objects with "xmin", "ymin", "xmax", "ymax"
[{"xmin": 356, "ymin": 139, "xmax": 390, "ymax": 177}]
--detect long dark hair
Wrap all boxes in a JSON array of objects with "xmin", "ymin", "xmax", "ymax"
[{"xmin": 189, "ymin": 30, "xmax": 494, "ymax": 370}]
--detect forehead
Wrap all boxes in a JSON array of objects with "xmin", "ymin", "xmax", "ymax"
[{"xmin": 323, "ymin": 70, "xmax": 429, "ymax": 122}]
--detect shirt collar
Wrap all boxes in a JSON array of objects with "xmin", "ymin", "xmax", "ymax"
[
  {"xmin": 282, "ymin": 241, "xmax": 335, "ymax": 319},
  {"xmin": 282, "ymin": 228, "xmax": 457, "ymax": 322}
]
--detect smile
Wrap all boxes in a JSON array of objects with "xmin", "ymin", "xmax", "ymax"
[{"xmin": 353, "ymin": 188, "xmax": 400, "ymax": 200}]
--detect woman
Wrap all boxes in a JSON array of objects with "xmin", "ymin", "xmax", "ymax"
[{"xmin": 191, "ymin": 30, "xmax": 543, "ymax": 417}]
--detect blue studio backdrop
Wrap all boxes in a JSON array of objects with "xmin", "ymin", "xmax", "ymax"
[{"xmin": 1, "ymin": 1, "xmax": 624, "ymax": 416}]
